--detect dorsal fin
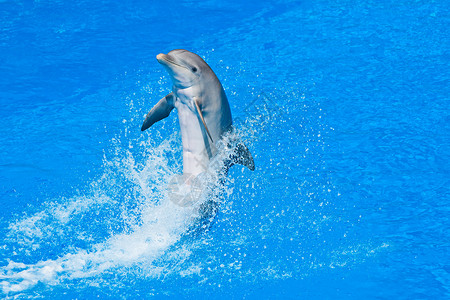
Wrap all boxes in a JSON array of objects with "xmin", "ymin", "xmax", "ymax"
[{"xmin": 231, "ymin": 142, "xmax": 255, "ymax": 171}]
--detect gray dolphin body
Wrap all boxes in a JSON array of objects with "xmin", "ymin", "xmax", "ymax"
[{"xmin": 141, "ymin": 49, "xmax": 254, "ymax": 178}]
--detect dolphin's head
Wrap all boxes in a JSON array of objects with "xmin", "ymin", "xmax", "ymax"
[{"xmin": 156, "ymin": 49, "xmax": 210, "ymax": 88}]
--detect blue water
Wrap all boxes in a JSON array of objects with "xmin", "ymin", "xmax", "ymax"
[{"xmin": 1, "ymin": 0, "xmax": 449, "ymax": 298}]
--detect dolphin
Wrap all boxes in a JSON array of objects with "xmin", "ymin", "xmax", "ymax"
[{"xmin": 141, "ymin": 49, "xmax": 254, "ymax": 179}]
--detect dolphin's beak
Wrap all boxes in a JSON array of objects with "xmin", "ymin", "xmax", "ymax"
[
  {"xmin": 156, "ymin": 53, "xmax": 168, "ymax": 64},
  {"xmin": 156, "ymin": 53, "xmax": 188, "ymax": 70}
]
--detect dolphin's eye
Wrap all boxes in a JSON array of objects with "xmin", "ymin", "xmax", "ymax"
[{"xmin": 192, "ymin": 67, "xmax": 197, "ymax": 72}]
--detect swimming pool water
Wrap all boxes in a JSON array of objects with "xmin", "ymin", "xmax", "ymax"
[{"xmin": 0, "ymin": 0, "xmax": 449, "ymax": 298}]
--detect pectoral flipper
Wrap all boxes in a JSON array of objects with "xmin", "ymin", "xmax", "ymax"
[{"xmin": 141, "ymin": 93, "xmax": 175, "ymax": 131}]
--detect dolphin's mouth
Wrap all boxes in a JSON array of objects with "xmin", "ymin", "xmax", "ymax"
[{"xmin": 156, "ymin": 53, "xmax": 189, "ymax": 70}]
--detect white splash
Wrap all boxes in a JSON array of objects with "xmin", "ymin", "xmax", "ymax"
[{"xmin": 0, "ymin": 130, "xmax": 237, "ymax": 295}]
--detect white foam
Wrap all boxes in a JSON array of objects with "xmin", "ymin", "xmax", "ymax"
[{"xmin": 0, "ymin": 128, "xmax": 238, "ymax": 295}]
